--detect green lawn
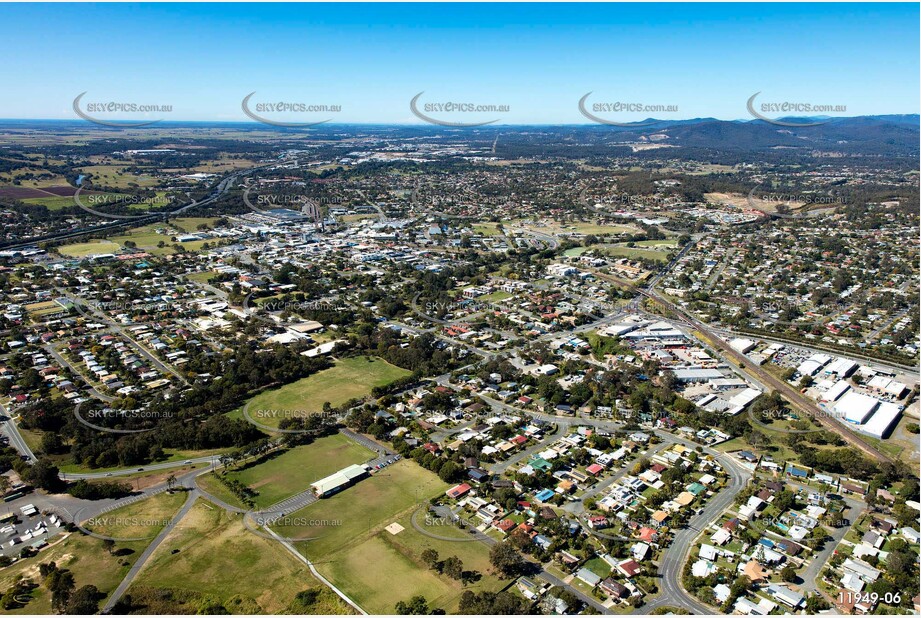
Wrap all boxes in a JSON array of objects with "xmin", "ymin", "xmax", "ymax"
[
  {"xmin": 125, "ymin": 500, "xmax": 353, "ymax": 614},
  {"xmin": 472, "ymin": 222, "xmax": 503, "ymax": 237},
  {"xmin": 185, "ymin": 270, "xmax": 218, "ymax": 284},
  {"xmin": 633, "ymin": 239, "xmax": 679, "ymax": 248},
  {"xmin": 477, "ymin": 291, "xmax": 513, "ymax": 302},
  {"xmin": 199, "ymin": 433, "xmax": 375, "ymax": 509},
  {"xmin": 584, "ymin": 556, "xmax": 613, "ymax": 578},
  {"xmin": 600, "ymin": 244, "xmax": 674, "ymax": 262},
  {"xmin": 0, "ymin": 492, "xmax": 189, "ymax": 614},
  {"xmin": 243, "ymin": 356, "xmax": 411, "ymax": 429},
  {"xmin": 57, "ymin": 239, "xmax": 121, "ymax": 257},
  {"xmin": 171, "ymin": 217, "xmax": 222, "ymax": 233},
  {"xmin": 108, "ymin": 222, "xmax": 209, "ymax": 256},
  {"xmin": 559, "ymin": 222, "xmax": 635, "ymax": 235},
  {"xmin": 84, "ymin": 490, "xmax": 187, "ymax": 540},
  {"xmin": 275, "ymin": 459, "xmax": 448, "ymax": 559}
]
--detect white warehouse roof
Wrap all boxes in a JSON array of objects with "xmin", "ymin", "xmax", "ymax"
[
  {"xmin": 859, "ymin": 402, "xmax": 902, "ymax": 439},
  {"xmin": 834, "ymin": 391, "xmax": 880, "ymax": 424},
  {"xmin": 821, "ymin": 380, "xmax": 851, "ymax": 402}
]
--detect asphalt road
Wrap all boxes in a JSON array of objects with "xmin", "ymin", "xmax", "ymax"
[
  {"xmin": 64, "ymin": 456, "xmax": 218, "ymax": 480},
  {"xmin": 101, "ymin": 487, "xmax": 199, "ymax": 613},
  {"xmin": 632, "ymin": 449, "xmax": 750, "ymax": 614},
  {"xmin": 0, "ymin": 403, "xmax": 36, "ymax": 462}
]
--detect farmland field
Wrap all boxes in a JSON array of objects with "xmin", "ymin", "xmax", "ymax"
[
  {"xmin": 21, "ymin": 192, "xmax": 123, "ymax": 210},
  {"xmin": 242, "ymin": 356, "xmax": 411, "ymax": 429},
  {"xmin": 76, "ymin": 164, "xmax": 159, "ymax": 188}
]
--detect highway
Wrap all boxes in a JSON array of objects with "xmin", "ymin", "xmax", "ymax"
[{"xmin": 2, "ymin": 163, "xmax": 269, "ymax": 251}]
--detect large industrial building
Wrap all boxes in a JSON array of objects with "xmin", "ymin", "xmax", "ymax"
[{"xmin": 831, "ymin": 390, "xmax": 903, "ymax": 439}]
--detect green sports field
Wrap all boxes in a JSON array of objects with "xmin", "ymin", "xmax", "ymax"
[
  {"xmin": 197, "ymin": 433, "xmax": 375, "ymax": 509},
  {"xmin": 243, "ymin": 356, "xmax": 411, "ymax": 429},
  {"xmin": 273, "ymin": 460, "xmax": 507, "ymax": 613},
  {"xmin": 57, "ymin": 239, "xmax": 122, "ymax": 257}
]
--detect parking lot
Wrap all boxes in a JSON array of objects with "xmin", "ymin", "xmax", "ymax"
[{"xmin": 0, "ymin": 500, "xmax": 66, "ymax": 558}]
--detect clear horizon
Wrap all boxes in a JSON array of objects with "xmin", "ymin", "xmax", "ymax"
[{"xmin": 0, "ymin": 3, "xmax": 917, "ymax": 124}]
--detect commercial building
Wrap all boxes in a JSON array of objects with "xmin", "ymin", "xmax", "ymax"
[
  {"xmin": 858, "ymin": 402, "xmax": 902, "ymax": 439},
  {"xmin": 311, "ymin": 463, "xmax": 370, "ymax": 498},
  {"xmin": 673, "ymin": 368, "xmax": 724, "ymax": 383},
  {"xmin": 834, "ymin": 391, "xmax": 879, "ymax": 425}
]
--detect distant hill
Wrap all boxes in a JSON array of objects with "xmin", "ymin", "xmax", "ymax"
[
  {"xmin": 0, "ymin": 115, "xmax": 916, "ymax": 157},
  {"xmin": 573, "ymin": 115, "xmax": 920, "ymax": 156}
]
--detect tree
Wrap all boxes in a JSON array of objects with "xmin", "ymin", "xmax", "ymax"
[
  {"xmin": 442, "ymin": 556, "xmax": 463, "ymax": 580},
  {"xmin": 489, "ymin": 543, "xmax": 528, "ymax": 577},
  {"xmin": 23, "ymin": 458, "xmax": 63, "ymax": 492},
  {"xmin": 780, "ymin": 564, "xmax": 797, "ymax": 583},
  {"xmin": 65, "ymin": 585, "xmax": 101, "ymax": 614},
  {"xmin": 394, "ymin": 595, "xmax": 430, "ymax": 615},
  {"xmin": 805, "ymin": 594, "xmax": 830, "ymax": 613},
  {"xmin": 40, "ymin": 432, "xmax": 64, "ymax": 455},
  {"xmin": 437, "ymin": 460, "xmax": 465, "ymax": 483},
  {"xmin": 458, "ymin": 589, "xmax": 528, "ymax": 614},
  {"xmin": 166, "ymin": 474, "xmax": 177, "ymax": 492},
  {"xmin": 421, "ymin": 548, "xmax": 440, "ymax": 570},
  {"xmin": 294, "ymin": 588, "xmax": 321, "ymax": 606},
  {"xmin": 44, "ymin": 567, "xmax": 75, "ymax": 613},
  {"xmin": 729, "ymin": 575, "xmax": 751, "ymax": 600}
]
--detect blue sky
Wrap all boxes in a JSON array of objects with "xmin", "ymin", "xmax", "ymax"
[{"xmin": 1, "ymin": 3, "xmax": 917, "ymax": 124}]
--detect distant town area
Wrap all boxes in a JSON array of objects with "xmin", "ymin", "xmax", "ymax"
[{"xmin": 0, "ymin": 119, "xmax": 917, "ymax": 616}]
